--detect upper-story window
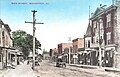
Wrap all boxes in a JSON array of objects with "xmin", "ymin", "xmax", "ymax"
[
  {"xmin": 0, "ymin": 32, "xmax": 2, "ymax": 44},
  {"xmin": 93, "ymin": 21, "xmax": 97, "ymax": 32},
  {"xmin": 85, "ymin": 40, "xmax": 90, "ymax": 48},
  {"xmin": 0, "ymin": 24, "xmax": 2, "ymax": 29},
  {"xmin": 96, "ymin": 36, "xmax": 99, "ymax": 44},
  {"xmin": 88, "ymin": 40, "xmax": 90, "ymax": 48},
  {"xmin": 6, "ymin": 35, "xmax": 9, "ymax": 46},
  {"xmin": 85, "ymin": 41, "xmax": 87, "ymax": 48},
  {"xmin": 93, "ymin": 36, "xmax": 95, "ymax": 44},
  {"xmin": 106, "ymin": 13, "xmax": 111, "ymax": 28},
  {"xmin": 99, "ymin": 19, "xmax": 104, "ymax": 31},
  {"xmin": 0, "ymin": 24, "xmax": 1, "ymax": 45},
  {"xmin": 106, "ymin": 32, "xmax": 111, "ymax": 45}
]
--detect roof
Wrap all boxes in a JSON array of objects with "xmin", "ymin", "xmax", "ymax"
[
  {"xmin": 72, "ymin": 38, "xmax": 83, "ymax": 42},
  {"xmin": 85, "ymin": 23, "xmax": 92, "ymax": 37},
  {"xmin": 78, "ymin": 48, "xmax": 85, "ymax": 51},
  {"xmin": 93, "ymin": 7, "xmax": 103, "ymax": 17},
  {"xmin": 90, "ymin": 5, "xmax": 117, "ymax": 20},
  {"xmin": 0, "ymin": 19, "xmax": 11, "ymax": 32},
  {"xmin": 0, "ymin": 19, "xmax": 4, "ymax": 25},
  {"xmin": 4, "ymin": 24, "xmax": 11, "ymax": 32}
]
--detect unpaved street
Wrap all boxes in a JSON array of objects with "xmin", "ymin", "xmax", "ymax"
[{"xmin": 36, "ymin": 60, "xmax": 120, "ymax": 77}]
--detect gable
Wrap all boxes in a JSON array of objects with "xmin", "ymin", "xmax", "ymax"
[{"xmin": 93, "ymin": 8, "xmax": 102, "ymax": 16}]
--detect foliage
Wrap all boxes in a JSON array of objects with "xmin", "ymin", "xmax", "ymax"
[{"xmin": 12, "ymin": 30, "xmax": 41, "ymax": 57}]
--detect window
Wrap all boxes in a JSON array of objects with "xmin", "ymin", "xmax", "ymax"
[
  {"xmin": 106, "ymin": 32, "xmax": 111, "ymax": 44},
  {"xmin": 6, "ymin": 35, "xmax": 9, "ymax": 46},
  {"xmin": 0, "ymin": 33, "xmax": 1, "ymax": 44},
  {"xmin": 93, "ymin": 36, "xmax": 95, "ymax": 44},
  {"xmin": 0, "ymin": 25, "xmax": 2, "ymax": 44},
  {"xmin": 0, "ymin": 24, "xmax": 2, "ymax": 29},
  {"xmin": 0, "ymin": 55, "xmax": 1, "ymax": 62},
  {"xmin": 85, "ymin": 41, "xmax": 87, "ymax": 48},
  {"xmin": 96, "ymin": 36, "xmax": 98, "ymax": 44},
  {"xmin": 88, "ymin": 40, "xmax": 90, "ymax": 48},
  {"xmin": 2, "ymin": 31, "xmax": 5, "ymax": 46},
  {"xmin": 106, "ymin": 14, "xmax": 111, "ymax": 28},
  {"xmin": 93, "ymin": 21, "xmax": 97, "ymax": 32},
  {"xmin": 99, "ymin": 19, "xmax": 104, "ymax": 34}
]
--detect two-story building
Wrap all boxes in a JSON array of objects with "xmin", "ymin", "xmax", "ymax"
[
  {"xmin": 58, "ymin": 43, "xmax": 72, "ymax": 63},
  {"xmin": 72, "ymin": 38, "xmax": 84, "ymax": 64},
  {"xmin": 0, "ymin": 19, "xmax": 20, "ymax": 69}
]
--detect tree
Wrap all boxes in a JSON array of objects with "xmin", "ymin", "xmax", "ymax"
[{"xmin": 12, "ymin": 30, "xmax": 41, "ymax": 57}]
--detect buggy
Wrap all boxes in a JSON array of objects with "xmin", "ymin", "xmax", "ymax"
[{"xmin": 56, "ymin": 56, "xmax": 66, "ymax": 68}]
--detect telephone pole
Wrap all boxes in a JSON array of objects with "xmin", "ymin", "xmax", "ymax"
[
  {"xmin": 25, "ymin": 10, "xmax": 44, "ymax": 70},
  {"xmin": 68, "ymin": 37, "xmax": 71, "ymax": 64}
]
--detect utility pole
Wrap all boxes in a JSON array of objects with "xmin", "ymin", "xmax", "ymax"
[
  {"xmin": 68, "ymin": 37, "xmax": 71, "ymax": 64},
  {"xmin": 25, "ymin": 10, "xmax": 44, "ymax": 70},
  {"xmin": 98, "ymin": 19, "xmax": 102, "ymax": 68}
]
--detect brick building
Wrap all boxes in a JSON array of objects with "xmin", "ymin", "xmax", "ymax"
[
  {"xmin": 72, "ymin": 38, "xmax": 84, "ymax": 53},
  {"xmin": 84, "ymin": 0, "xmax": 120, "ymax": 68},
  {"xmin": 58, "ymin": 43, "xmax": 72, "ymax": 54},
  {"xmin": 57, "ymin": 43, "xmax": 72, "ymax": 63},
  {"xmin": 72, "ymin": 38, "xmax": 84, "ymax": 64}
]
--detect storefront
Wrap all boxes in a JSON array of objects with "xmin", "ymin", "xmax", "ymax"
[{"xmin": 0, "ymin": 47, "xmax": 19, "ymax": 69}]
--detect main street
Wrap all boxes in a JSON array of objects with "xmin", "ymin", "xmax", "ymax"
[{"xmin": 36, "ymin": 60, "xmax": 120, "ymax": 77}]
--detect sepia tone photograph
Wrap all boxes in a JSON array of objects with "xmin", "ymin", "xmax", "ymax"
[{"xmin": 0, "ymin": 0, "xmax": 120, "ymax": 77}]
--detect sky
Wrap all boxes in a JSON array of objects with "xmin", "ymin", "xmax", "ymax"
[{"xmin": 0, "ymin": 0, "xmax": 112, "ymax": 52}]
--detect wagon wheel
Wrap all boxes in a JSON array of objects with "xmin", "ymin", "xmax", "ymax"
[{"xmin": 62, "ymin": 63, "xmax": 66, "ymax": 68}]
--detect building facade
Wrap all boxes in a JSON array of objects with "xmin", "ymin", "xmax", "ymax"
[
  {"xmin": 72, "ymin": 38, "xmax": 84, "ymax": 64},
  {"xmin": 57, "ymin": 43, "xmax": 72, "ymax": 63},
  {"xmin": 113, "ymin": 0, "xmax": 120, "ymax": 69},
  {"xmin": 0, "ymin": 19, "xmax": 19, "ymax": 69},
  {"xmin": 85, "ymin": 0, "xmax": 120, "ymax": 68},
  {"xmin": 90, "ymin": 5, "xmax": 116, "ymax": 67},
  {"xmin": 72, "ymin": 38, "xmax": 84, "ymax": 53},
  {"xmin": 58, "ymin": 43, "xmax": 72, "ymax": 54}
]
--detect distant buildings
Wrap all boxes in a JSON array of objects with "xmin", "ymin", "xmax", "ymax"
[
  {"xmin": 49, "ymin": 48, "xmax": 58, "ymax": 62},
  {"xmin": 42, "ymin": 49, "xmax": 50, "ymax": 60},
  {"xmin": 58, "ymin": 43, "xmax": 72, "ymax": 54},
  {"xmin": 42, "ymin": 52, "xmax": 49, "ymax": 60},
  {"xmin": 72, "ymin": 38, "xmax": 84, "ymax": 53}
]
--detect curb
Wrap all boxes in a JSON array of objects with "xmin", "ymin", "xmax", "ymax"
[
  {"xmin": 69, "ymin": 64, "xmax": 120, "ymax": 73},
  {"xmin": 69, "ymin": 64, "xmax": 99, "ymax": 69},
  {"xmin": 104, "ymin": 68, "xmax": 120, "ymax": 72}
]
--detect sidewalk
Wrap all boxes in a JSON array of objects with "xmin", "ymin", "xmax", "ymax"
[
  {"xmin": 0, "ymin": 61, "xmax": 38, "ymax": 77},
  {"xmin": 69, "ymin": 64, "xmax": 120, "ymax": 73}
]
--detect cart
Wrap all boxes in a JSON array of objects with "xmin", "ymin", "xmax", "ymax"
[{"xmin": 56, "ymin": 56, "xmax": 66, "ymax": 68}]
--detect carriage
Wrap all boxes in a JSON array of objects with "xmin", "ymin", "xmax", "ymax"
[{"xmin": 56, "ymin": 55, "xmax": 66, "ymax": 68}]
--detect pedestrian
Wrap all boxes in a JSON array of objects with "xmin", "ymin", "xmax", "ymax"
[
  {"xmin": 17, "ymin": 59, "xmax": 20, "ymax": 65},
  {"xmin": 27, "ymin": 60, "xmax": 29, "ymax": 65}
]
